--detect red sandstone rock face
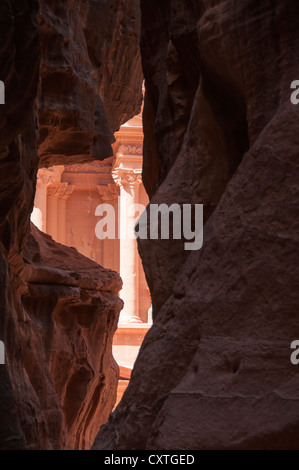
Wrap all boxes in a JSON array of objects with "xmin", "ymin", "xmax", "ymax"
[
  {"xmin": 0, "ymin": 0, "xmax": 40, "ymax": 449},
  {"xmin": 20, "ymin": 224, "xmax": 122, "ymax": 449},
  {"xmin": 38, "ymin": 0, "xmax": 143, "ymax": 167},
  {"xmin": 93, "ymin": 0, "xmax": 299, "ymax": 449},
  {"xmin": 0, "ymin": 0, "xmax": 142, "ymax": 450}
]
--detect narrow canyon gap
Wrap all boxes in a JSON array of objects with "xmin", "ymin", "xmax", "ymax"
[{"xmin": 1, "ymin": 0, "xmax": 299, "ymax": 452}]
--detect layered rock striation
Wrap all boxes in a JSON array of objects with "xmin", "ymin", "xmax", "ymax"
[
  {"xmin": 94, "ymin": 0, "xmax": 299, "ymax": 450},
  {"xmin": 0, "ymin": 0, "xmax": 142, "ymax": 450},
  {"xmin": 20, "ymin": 224, "xmax": 122, "ymax": 449}
]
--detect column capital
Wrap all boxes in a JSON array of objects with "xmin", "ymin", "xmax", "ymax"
[
  {"xmin": 112, "ymin": 167, "xmax": 142, "ymax": 189},
  {"xmin": 37, "ymin": 170, "xmax": 56, "ymax": 186},
  {"xmin": 37, "ymin": 166, "xmax": 64, "ymax": 186},
  {"xmin": 112, "ymin": 146, "xmax": 143, "ymax": 190},
  {"xmin": 47, "ymin": 182, "xmax": 74, "ymax": 200}
]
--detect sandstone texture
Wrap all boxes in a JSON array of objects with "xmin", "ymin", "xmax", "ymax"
[
  {"xmin": 0, "ymin": 0, "xmax": 40, "ymax": 450},
  {"xmin": 21, "ymin": 223, "xmax": 122, "ymax": 449},
  {"xmin": 93, "ymin": 0, "xmax": 299, "ymax": 449},
  {"xmin": 38, "ymin": 0, "xmax": 143, "ymax": 167},
  {"xmin": 0, "ymin": 0, "xmax": 142, "ymax": 450}
]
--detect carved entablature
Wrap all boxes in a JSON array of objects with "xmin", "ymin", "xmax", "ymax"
[
  {"xmin": 64, "ymin": 159, "xmax": 113, "ymax": 174},
  {"xmin": 97, "ymin": 184, "xmax": 119, "ymax": 201},
  {"xmin": 118, "ymin": 144, "xmax": 143, "ymax": 156},
  {"xmin": 47, "ymin": 182, "xmax": 74, "ymax": 199},
  {"xmin": 37, "ymin": 169, "xmax": 59, "ymax": 186}
]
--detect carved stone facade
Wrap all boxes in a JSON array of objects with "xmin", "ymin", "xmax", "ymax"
[{"xmin": 32, "ymin": 110, "xmax": 152, "ymax": 407}]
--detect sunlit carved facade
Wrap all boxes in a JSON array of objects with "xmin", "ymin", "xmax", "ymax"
[{"xmin": 32, "ymin": 111, "xmax": 152, "ymax": 407}]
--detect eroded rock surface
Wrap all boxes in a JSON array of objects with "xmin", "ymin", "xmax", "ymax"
[
  {"xmin": 0, "ymin": 0, "xmax": 40, "ymax": 450},
  {"xmin": 93, "ymin": 0, "xmax": 299, "ymax": 450},
  {"xmin": 0, "ymin": 0, "xmax": 142, "ymax": 450},
  {"xmin": 20, "ymin": 224, "xmax": 122, "ymax": 449},
  {"xmin": 38, "ymin": 0, "xmax": 143, "ymax": 167}
]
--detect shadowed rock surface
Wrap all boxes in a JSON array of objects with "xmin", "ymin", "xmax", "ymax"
[
  {"xmin": 0, "ymin": 0, "xmax": 142, "ymax": 450},
  {"xmin": 0, "ymin": 0, "xmax": 40, "ymax": 450},
  {"xmin": 21, "ymin": 224, "xmax": 122, "ymax": 449},
  {"xmin": 38, "ymin": 0, "xmax": 143, "ymax": 167},
  {"xmin": 93, "ymin": 0, "xmax": 299, "ymax": 450}
]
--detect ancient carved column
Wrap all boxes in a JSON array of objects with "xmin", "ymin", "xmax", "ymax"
[
  {"xmin": 32, "ymin": 166, "xmax": 65, "ymax": 233},
  {"xmin": 47, "ymin": 182, "xmax": 74, "ymax": 244},
  {"xmin": 112, "ymin": 160, "xmax": 143, "ymax": 324},
  {"xmin": 97, "ymin": 184, "xmax": 120, "ymax": 271},
  {"xmin": 31, "ymin": 170, "xmax": 54, "ymax": 231}
]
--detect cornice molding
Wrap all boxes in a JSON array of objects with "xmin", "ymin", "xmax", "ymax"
[
  {"xmin": 47, "ymin": 182, "xmax": 74, "ymax": 199},
  {"xmin": 97, "ymin": 184, "xmax": 119, "ymax": 201}
]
